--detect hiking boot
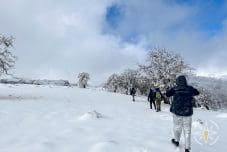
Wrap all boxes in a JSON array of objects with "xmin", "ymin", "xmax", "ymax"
[
  {"xmin": 185, "ymin": 149, "xmax": 190, "ymax": 152},
  {"xmin": 171, "ymin": 139, "xmax": 179, "ymax": 147}
]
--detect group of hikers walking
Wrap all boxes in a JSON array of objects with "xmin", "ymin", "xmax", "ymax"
[
  {"xmin": 147, "ymin": 87, "xmax": 164, "ymax": 112},
  {"xmin": 130, "ymin": 75, "xmax": 200, "ymax": 152},
  {"xmin": 130, "ymin": 85, "xmax": 165, "ymax": 112}
]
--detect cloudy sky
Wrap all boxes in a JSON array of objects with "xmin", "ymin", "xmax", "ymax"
[{"xmin": 1, "ymin": 0, "xmax": 227, "ymax": 84}]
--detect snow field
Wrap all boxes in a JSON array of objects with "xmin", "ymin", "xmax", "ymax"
[{"xmin": 0, "ymin": 84, "xmax": 226, "ymax": 152}]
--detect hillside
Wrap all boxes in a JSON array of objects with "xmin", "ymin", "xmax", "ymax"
[{"xmin": 0, "ymin": 84, "xmax": 226, "ymax": 152}]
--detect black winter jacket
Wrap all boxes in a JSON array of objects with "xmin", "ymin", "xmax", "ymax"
[
  {"xmin": 148, "ymin": 90, "xmax": 155, "ymax": 102},
  {"xmin": 130, "ymin": 88, "xmax": 136, "ymax": 95},
  {"xmin": 166, "ymin": 76, "xmax": 200, "ymax": 116}
]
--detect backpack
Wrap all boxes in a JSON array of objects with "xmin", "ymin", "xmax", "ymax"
[{"xmin": 156, "ymin": 92, "xmax": 162, "ymax": 101}]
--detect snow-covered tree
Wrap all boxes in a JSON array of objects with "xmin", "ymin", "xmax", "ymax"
[
  {"xmin": 189, "ymin": 77, "xmax": 226, "ymax": 110},
  {"xmin": 196, "ymin": 85, "xmax": 226, "ymax": 110},
  {"xmin": 78, "ymin": 72, "xmax": 90, "ymax": 88},
  {"xmin": 121, "ymin": 69, "xmax": 138, "ymax": 86},
  {"xmin": 140, "ymin": 48, "xmax": 192, "ymax": 91},
  {"xmin": 195, "ymin": 87, "xmax": 213, "ymax": 110},
  {"xmin": 0, "ymin": 34, "xmax": 16, "ymax": 76},
  {"xmin": 104, "ymin": 69, "xmax": 140, "ymax": 94},
  {"xmin": 104, "ymin": 74, "xmax": 119, "ymax": 92},
  {"xmin": 135, "ymin": 76, "xmax": 153, "ymax": 95},
  {"xmin": 120, "ymin": 69, "xmax": 139, "ymax": 94}
]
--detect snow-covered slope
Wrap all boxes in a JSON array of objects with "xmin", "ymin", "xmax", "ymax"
[{"xmin": 0, "ymin": 84, "xmax": 226, "ymax": 152}]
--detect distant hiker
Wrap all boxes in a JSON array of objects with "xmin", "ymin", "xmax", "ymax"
[
  {"xmin": 166, "ymin": 75, "xmax": 199, "ymax": 152},
  {"xmin": 130, "ymin": 87, "xmax": 136, "ymax": 102},
  {"xmin": 148, "ymin": 89, "xmax": 156, "ymax": 110},
  {"xmin": 155, "ymin": 88, "xmax": 164, "ymax": 112}
]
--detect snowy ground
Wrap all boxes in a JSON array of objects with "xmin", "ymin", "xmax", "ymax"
[{"xmin": 0, "ymin": 84, "xmax": 226, "ymax": 152}]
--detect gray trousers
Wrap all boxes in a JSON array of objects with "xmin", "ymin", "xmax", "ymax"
[{"xmin": 173, "ymin": 114, "xmax": 192, "ymax": 150}]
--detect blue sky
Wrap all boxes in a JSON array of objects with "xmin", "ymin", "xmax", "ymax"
[
  {"xmin": 1, "ymin": 0, "xmax": 227, "ymax": 84},
  {"xmin": 184, "ymin": 0, "xmax": 227, "ymax": 35},
  {"xmin": 106, "ymin": 0, "xmax": 227, "ymax": 39}
]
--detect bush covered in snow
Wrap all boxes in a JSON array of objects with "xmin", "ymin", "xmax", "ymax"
[{"xmin": 0, "ymin": 77, "xmax": 70, "ymax": 86}]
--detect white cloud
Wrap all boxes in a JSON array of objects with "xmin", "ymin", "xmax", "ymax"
[
  {"xmin": 0, "ymin": 0, "xmax": 227, "ymax": 85},
  {"xmin": 0, "ymin": 0, "xmax": 147, "ymax": 84}
]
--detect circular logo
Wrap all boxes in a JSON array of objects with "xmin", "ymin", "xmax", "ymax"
[{"xmin": 193, "ymin": 119, "xmax": 220, "ymax": 146}]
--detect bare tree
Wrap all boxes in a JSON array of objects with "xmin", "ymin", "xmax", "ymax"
[{"xmin": 0, "ymin": 34, "xmax": 16, "ymax": 75}]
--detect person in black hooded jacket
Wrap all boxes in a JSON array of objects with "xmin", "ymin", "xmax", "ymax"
[
  {"xmin": 148, "ymin": 89, "xmax": 156, "ymax": 110},
  {"xmin": 166, "ymin": 75, "xmax": 199, "ymax": 152},
  {"xmin": 130, "ymin": 87, "xmax": 136, "ymax": 102}
]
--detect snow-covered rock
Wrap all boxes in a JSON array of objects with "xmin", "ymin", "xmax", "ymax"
[{"xmin": 78, "ymin": 110, "xmax": 105, "ymax": 121}]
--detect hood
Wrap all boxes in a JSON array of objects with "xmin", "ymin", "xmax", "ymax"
[{"xmin": 176, "ymin": 75, "xmax": 187, "ymax": 87}]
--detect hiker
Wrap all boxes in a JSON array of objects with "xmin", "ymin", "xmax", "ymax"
[
  {"xmin": 166, "ymin": 75, "xmax": 199, "ymax": 152},
  {"xmin": 154, "ymin": 88, "xmax": 164, "ymax": 112},
  {"xmin": 148, "ymin": 89, "xmax": 156, "ymax": 110},
  {"xmin": 130, "ymin": 87, "xmax": 136, "ymax": 102}
]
